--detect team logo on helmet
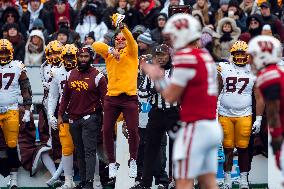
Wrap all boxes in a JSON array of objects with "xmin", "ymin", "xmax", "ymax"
[
  {"xmin": 0, "ymin": 39, "xmax": 14, "ymax": 65},
  {"xmin": 230, "ymin": 40, "xmax": 249, "ymax": 65},
  {"xmin": 45, "ymin": 40, "xmax": 63, "ymax": 65},
  {"xmin": 62, "ymin": 44, "xmax": 78, "ymax": 70}
]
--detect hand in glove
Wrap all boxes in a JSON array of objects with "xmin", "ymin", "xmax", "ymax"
[
  {"xmin": 111, "ymin": 13, "xmax": 125, "ymax": 28},
  {"xmin": 22, "ymin": 110, "xmax": 30, "ymax": 122},
  {"xmin": 49, "ymin": 115, "xmax": 58, "ymax": 130},
  {"xmin": 252, "ymin": 116, "xmax": 262, "ymax": 134}
]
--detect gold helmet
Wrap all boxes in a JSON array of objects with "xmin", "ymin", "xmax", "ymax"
[
  {"xmin": 230, "ymin": 40, "xmax": 249, "ymax": 65},
  {"xmin": 0, "ymin": 39, "xmax": 14, "ymax": 65},
  {"xmin": 62, "ymin": 44, "xmax": 78, "ymax": 70},
  {"xmin": 45, "ymin": 40, "xmax": 63, "ymax": 65}
]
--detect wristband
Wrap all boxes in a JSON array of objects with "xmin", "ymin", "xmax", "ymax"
[{"xmin": 269, "ymin": 127, "xmax": 283, "ymax": 137}]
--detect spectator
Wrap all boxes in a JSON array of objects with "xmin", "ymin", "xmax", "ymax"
[
  {"xmin": 103, "ymin": 29, "xmax": 115, "ymax": 45},
  {"xmin": 215, "ymin": 0, "xmax": 230, "ymax": 28},
  {"xmin": 55, "ymin": 27, "xmax": 69, "ymax": 45},
  {"xmin": 73, "ymin": 0, "xmax": 88, "ymax": 10},
  {"xmin": 137, "ymin": 31, "xmax": 155, "ymax": 56},
  {"xmin": 21, "ymin": 0, "xmax": 52, "ymax": 35},
  {"xmin": 132, "ymin": 24, "xmax": 147, "ymax": 41},
  {"xmin": 5, "ymin": 23, "xmax": 26, "ymax": 62},
  {"xmin": 30, "ymin": 18, "xmax": 49, "ymax": 41},
  {"xmin": 137, "ymin": 0, "xmax": 160, "ymax": 30},
  {"xmin": 160, "ymin": 0, "xmax": 184, "ymax": 16},
  {"xmin": 24, "ymin": 29, "xmax": 45, "ymax": 66},
  {"xmin": 192, "ymin": 10, "xmax": 206, "ymax": 28},
  {"xmin": 84, "ymin": 31, "xmax": 95, "ymax": 46},
  {"xmin": 215, "ymin": 17, "xmax": 241, "ymax": 60},
  {"xmin": 239, "ymin": 0, "xmax": 260, "ymax": 16},
  {"xmin": 200, "ymin": 26, "xmax": 220, "ymax": 61},
  {"xmin": 75, "ymin": 2, "xmax": 108, "ymax": 43},
  {"xmin": 0, "ymin": 0, "xmax": 16, "ymax": 19},
  {"xmin": 50, "ymin": 0, "xmax": 78, "ymax": 34},
  {"xmin": 0, "ymin": 6, "xmax": 27, "ymax": 39},
  {"xmin": 259, "ymin": 1, "xmax": 284, "ymax": 42},
  {"xmin": 192, "ymin": 0, "xmax": 214, "ymax": 25},
  {"xmin": 228, "ymin": 0, "xmax": 247, "ymax": 32},
  {"xmin": 103, "ymin": 0, "xmax": 141, "ymax": 30},
  {"xmin": 150, "ymin": 13, "xmax": 167, "ymax": 44},
  {"xmin": 261, "ymin": 24, "xmax": 273, "ymax": 35},
  {"xmin": 48, "ymin": 16, "xmax": 81, "ymax": 45},
  {"xmin": 239, "ymin": 14, "xmax": 263, "ymax": 43}
]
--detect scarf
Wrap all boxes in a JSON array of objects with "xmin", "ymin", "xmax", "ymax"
[{"xmin": 220, "ymin": 32, "xmax": 233, "ymax": 42}]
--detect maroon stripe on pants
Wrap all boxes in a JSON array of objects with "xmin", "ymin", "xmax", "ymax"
[{"xmin": 103, "ymin": 94, "xmax": 139, "ymax": 163}]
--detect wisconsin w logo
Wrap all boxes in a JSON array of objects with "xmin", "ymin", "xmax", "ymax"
[
  {"xmin": 173, "ymin": 18, "xmax": 189, "ymax": 30},
  {"xmin": 258, "ymin": 41, "xmax": 274, "ymax": 54}
]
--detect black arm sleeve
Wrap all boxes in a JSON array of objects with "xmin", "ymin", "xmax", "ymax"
[{"xmin": 262, "ymin": 83, "xmax": 281, "ymax": 101}]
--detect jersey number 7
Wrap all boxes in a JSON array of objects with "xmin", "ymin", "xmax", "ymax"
[{"xmin": 0, "ymin": 73, "xmax": 15, "ymax": 90}]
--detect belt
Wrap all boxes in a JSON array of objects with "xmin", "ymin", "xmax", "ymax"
[{"xmin": 152, "ymin": 106, "xmax": 179, "ymax": 112}]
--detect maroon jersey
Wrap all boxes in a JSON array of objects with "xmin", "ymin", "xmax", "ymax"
[
  {"xmin": 172, "ymin": 48, "xmax": 218, "ymax": 123},
  {"xmin": 58, "ymin": 67, "xmax": 107, "ymax": 120},
  {"xmin": 256, "ymin": 64, "xmax": 284, "ymax": 129}
]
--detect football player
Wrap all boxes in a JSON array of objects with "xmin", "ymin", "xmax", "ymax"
[
  {"xmin": 140, "ymin": 14, "xmax": 223, "ymax": 189},
  {"xmin": 0, "ymin": 39, "xmax": 32, "ymax": 189},
  {"xmin": 217, "ymin": 40, "xmax": 264, "ymax": 189},
  {"xmin": 47, "ymin": 44, "xmax": 77, "ymax": 189},
  {"xmin": 247, "ymin": 36, "xmax": 284, "ymax": 184}
]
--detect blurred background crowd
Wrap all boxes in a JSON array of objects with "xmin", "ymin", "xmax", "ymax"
[{"xmin": 0, "ymin": 0, "xmax": 284, "ymax": 66}]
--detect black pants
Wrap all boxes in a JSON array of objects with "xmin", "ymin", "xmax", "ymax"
[
  {"xmin": 141, "ymin": 107, "xmax": 179, "ymax": 187},
  {"xmin": 137, "ymin": 128, "xmax": 167, "ymax": 185},
  {"xmin": 69, "ymin": 113, "xmax": 101, "ymax": 181}
]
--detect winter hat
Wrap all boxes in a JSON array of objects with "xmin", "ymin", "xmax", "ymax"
[
  {"xmin": 57, "ymin": 27, "xmax": 69, "ymax": 37},
  {"xmin": 153, "ymin": 44, "xmax": 169, "ymax": 55},
  {"xmin": 85, "ymin": 31, "xmax": 95, "ymax": 41},
  {"xmin": 228, "ymin": 0, "xmax": 239, "ymax": 8},
  {"xmin": 6, "ymin": 23, "xmax": 19, "ymax": 32},
  {"xmin": 132, "ymin": 25, "xmax": 147, "ymax": 35},
  {"xmin": 32, "ymin": 18, "xmax": 44, "ymax": 29},
  {"xmin": 157, "ymin": 13, "xmax": 168, "ymax": 21},
  {"xmin": 104, "ymin": 30, "xmax": 115, "ymax": 41},
  {"xmin": 219, "ymin": 0, "xmax": 230, "ymax": 5},
  {"xmin": 137, "ymin": 32, "xmax": 154, "ymax": 45},
  {"xmin": 262, "ymin": 24, "xmax": 271, "ymax": 31}
]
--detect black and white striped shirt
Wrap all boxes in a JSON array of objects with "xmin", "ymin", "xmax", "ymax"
[{"xmin": 138, "ymin": 68, "xmax": 178, "ymax": 109}]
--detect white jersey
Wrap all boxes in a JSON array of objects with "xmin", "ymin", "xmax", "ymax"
[
  {"xmin": 40, "ymin": 61, "xmax": 53, "ymax": 89},
  {"xmin": 218, "ymin": 62, "xmax": 255, "ymax": 117},
  {"xmin": 0, "ymin": 60, "xmax": 26, "ymax": 110},
  {"xmin": 47, "ymin": 66, "xmax": 69, "ymax": 116}
]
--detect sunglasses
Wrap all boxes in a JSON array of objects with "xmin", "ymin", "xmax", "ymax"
[
  {"xmin": 250, "ymin": 21, "xmax": 259, "ymax": 25},
  {"xmin": 115, "ymin": 37, "xmax": 126, "ymax": 41},
  {"xmin": 7, "ymin": 14, "xmax": 14, "ymax": 18}
]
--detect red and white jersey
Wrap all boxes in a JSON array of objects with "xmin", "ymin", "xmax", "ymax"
[
  {"xmin": 218, "ymin": 62, "xmax": 256, "ymax": 117},
  {"xmin": 171, "ymin": 48, "xmax": 218, "ymax": 123},
  {"xmin": 0, "ymin": 60, "xmax": 26, "ymax": 110},
  {"xmin": 47, "ymin": 65, "xmax": 70, "ymax": 116},
  {"xmin": 256, "ymin": 64, "xmax": 284, "ymax": 129}
]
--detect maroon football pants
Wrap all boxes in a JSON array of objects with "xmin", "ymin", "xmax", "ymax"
[{"xmin": 103, "ymin": 94, "xmax": 139, "ymax": 163}]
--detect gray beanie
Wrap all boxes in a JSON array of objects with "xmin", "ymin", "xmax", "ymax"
[
  {"xmin": 137, "ymin": 32, "xmax": 154, "ymax": 45},
  {"xmin": 219, "ymin": 0, "xmax": 230, "ymax": 5}
]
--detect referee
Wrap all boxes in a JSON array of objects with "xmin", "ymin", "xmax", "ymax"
[{"xmin": 133, "ymin": 44, "xmax": 179, "ymax": 189}]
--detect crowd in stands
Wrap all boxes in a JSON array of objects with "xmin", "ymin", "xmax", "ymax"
[{"xmin": 0, "ymin": 0, "xmax": 283, "ymax": 66}]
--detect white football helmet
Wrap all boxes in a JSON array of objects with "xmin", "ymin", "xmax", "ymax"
[
  {"xmin": 163, "ymin": 13, "xmax": 201, "ymax": 49},
  {"xmin": 247, "ymin": 35, "xmax": 282, "ymax": 71}
]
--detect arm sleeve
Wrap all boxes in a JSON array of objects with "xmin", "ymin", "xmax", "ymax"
[
  {"xmin": 171, "ymin": 67, "xmax": 196, "ymax": 87},
  {"xmin": 121, "ymin": 26, "xmax": 138, "ymax": 56},
  {"xmin": 262, "ymin": 83, "xmax": 281, "ymax": 101},
  {"xmin": 97, "ymin": 73, "xmax": 108, "ymax": 107},
  {"xmin": 92, "ymin": 42, "xmax": 110, "ymax": 59},
  {"xmin": 47, "ymin": 79, "xmax": 59, "ymax": 117},
  {"xmin": 58, "ymin": 79, "xmax": 71, "ymax": 116}
]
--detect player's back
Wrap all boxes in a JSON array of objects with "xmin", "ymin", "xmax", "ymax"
[
  {"xmin": 0, "ymin": 60, "xmax": 25, "ymax": 109},
  {"xmin": 257, "ymin": 64, "xmax": 284, "ymax": 128},
  {"xmin": 173, "ymin": 48, "xmax": 218, "ymax": 123}
]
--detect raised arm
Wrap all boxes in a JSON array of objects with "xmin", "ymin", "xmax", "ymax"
[{"xmin": 92, "ymin": 42, "xmax": 110, "ymax": 59}]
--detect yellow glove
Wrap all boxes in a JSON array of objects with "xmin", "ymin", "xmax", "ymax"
[{"xmin": 111, "ymin": 13, "xmax": 125, "ymax": 28}]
